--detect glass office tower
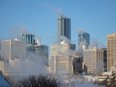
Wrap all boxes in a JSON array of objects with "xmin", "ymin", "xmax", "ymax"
[
  {"xmin": 20, "ymin": 33, "xmax": 36, "ymax": 45},
  {"xmin": 57, "ymin": 16, "xmax": 71, "ymax": 42},
  {"xmin": 78, "ymin": 32, "xmax": 90, "ymax": 49}
]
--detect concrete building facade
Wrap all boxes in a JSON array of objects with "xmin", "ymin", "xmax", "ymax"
[
  {"xmin": 107, "ymin": 34, "xmax": 116, "ymax": 71},
  {"xmin": 0, "ymin": 40, "xmax": 26, "ymax": 61},
  {"xmin": 49, "ymin": 40, "xmax": 73, "ymax": 75},
  {"xmin": 83, "ymin": 48, "xmax": 104, "ymax": 74}
]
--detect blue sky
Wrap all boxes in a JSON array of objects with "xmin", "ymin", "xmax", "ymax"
[{"xmin": 0, "ymin": 0, "xmax": 116, "ymax": 47}]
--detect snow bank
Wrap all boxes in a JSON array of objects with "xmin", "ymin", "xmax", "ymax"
[{"xmin": 59, "ymin": 75, "xmax": 105, "ymax": 87}]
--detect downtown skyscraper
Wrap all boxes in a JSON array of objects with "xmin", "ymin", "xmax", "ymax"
[
  {"xmin": 57, "ymin": 16, "xmax": 71, "ymax": 42},
  {"xmin": 78, "ymin": 32, "xmax": 90, "ymax": 50},
  {"xmin": 107, "ymin": 33, "xmax": 116, "ymax": 71}
]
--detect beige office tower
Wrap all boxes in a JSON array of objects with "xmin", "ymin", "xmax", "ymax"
[
  {"xmin": 49, "ymin": 40, "xmax": 73, "ymax": 75},
  {"xmin": 0, "ymin": 40, "xmax": 26, "ymax": 77},
  {"xmin": 0, "ymin": 40, "xmax": 26, "ymax": 61},
  {"xmin": 107, "ymin": 34, "xmax": 116, "ymax": 71},
  {"xmin": 84, "ymin": 48, "xmax": 104, "ymax": 74}
]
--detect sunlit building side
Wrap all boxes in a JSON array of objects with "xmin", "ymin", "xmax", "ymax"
[
  {"xmin": 107, "ymin": 34, "xmax": 116, "ymax": 71},
  {"xmin": 0, "ymin": 40, "xmax": 26, "ymax": 61},
  {"xmin": 83, "ymin": 48, "xmax": 104, "ymax": 74},
  {"xmin": 49, "ymin": 40, "xmax": 73, "ymax": 75},
  {"xmin": 0, "ymin": 40, "xmax": 26, "ymax": 76}
]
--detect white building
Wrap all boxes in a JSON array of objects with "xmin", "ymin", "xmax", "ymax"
[
  {"xmin": 49, "ymin": 40, "xmax": 73, "ymax": 75},
  {"xmin": 83, "ymin": 48, "xmax": 104, "ymax": 74},
  {"xmin": 0, "ymin": 40, "xmax": 26, "ymax": 61}
]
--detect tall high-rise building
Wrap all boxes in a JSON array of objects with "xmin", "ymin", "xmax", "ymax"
[
  {"xmin": 83, "ymin": 48, "xmax": 104, "ymax": 74},
  {"xmin": 57, "ymin": 16, "xmax": 71, "ymax": 42},
  {"xmin": 20, "ymin": 33, "xmax": 36, "ymax": 45},
  {"xmin": 107, "ymin": 34, "xmax": 116, "ymax": 71},
  {"xmin": 78, "ymin": 32, "xmax": 90, "ymax": 50}
]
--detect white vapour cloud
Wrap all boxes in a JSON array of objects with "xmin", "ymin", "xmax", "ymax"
[
  {"xmin": 90, "ymin": 38, "xmax": 106, "ymax": 48},
  {"xmin": 60, "ymin": 75, "xmax": 105, "ymax": 87},
  {"xmin": 7, "ymin": 51, "xmax": 48, "ymax": 81},
  {"xmin": 41, "ymin": 2, "xmax": 64, "ymax": 16},
  {"xmin": 10, "ymin": 26, "xmax": 29, "ymax": 40},
  {"xmin": 77, "ymin": 29, "xmax": 85, "ymax": 34}
]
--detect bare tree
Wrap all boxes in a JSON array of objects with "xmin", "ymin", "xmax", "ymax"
[{"xmin": 14, "ymin": 74, "xmax": 60, "ymax": 87}]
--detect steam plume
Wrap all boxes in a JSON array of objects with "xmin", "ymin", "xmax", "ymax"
[
  {"xmin": 41, "ymin": 3, "xmax": 64, "ymax": 16},
  {"xmin": 77, "ymin": 29, "xmax": 85, "ymax": 34}
]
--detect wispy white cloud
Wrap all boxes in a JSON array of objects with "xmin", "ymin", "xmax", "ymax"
[{"xmin": 40, "ymin": 2, "xmax": 64, "ymax": 16}]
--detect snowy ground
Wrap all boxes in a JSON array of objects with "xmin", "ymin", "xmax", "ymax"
[{"xmin": 58, "ymin": 75, "xmax": 105, "ymax": 87}]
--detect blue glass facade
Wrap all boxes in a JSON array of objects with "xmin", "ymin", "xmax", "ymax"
[
  {"xmin": 57, "ymin": 16, "xmax": 71, "ymax": 42},
  {"xmin": 78, "ymin": 32, "xmax": 90, "ymax": 49},
  {"xmin": 20, "ymin": 33, "xmax": 35, "ymax": 44}
]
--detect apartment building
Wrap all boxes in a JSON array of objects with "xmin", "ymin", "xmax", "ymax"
[
  {"xmin": 107, "ymin": 34, "xmax": 116, "ymax": 71},
  {"xmin": 84, "ymin": 48, "xmax": 104, "ymax": 74}
]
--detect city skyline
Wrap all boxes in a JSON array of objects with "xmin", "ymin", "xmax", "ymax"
[
  {"xmin": 0, "ymin": 0, "xmax": 116, "ymax": 46},
  {"xmin": 1, "ymin": 1, "xmax": 116, "ymax": 86}
]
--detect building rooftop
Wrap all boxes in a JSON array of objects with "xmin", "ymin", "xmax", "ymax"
[{"xmin": 107, "ymin": 33, "xmax": 116, "ymax": 37}]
